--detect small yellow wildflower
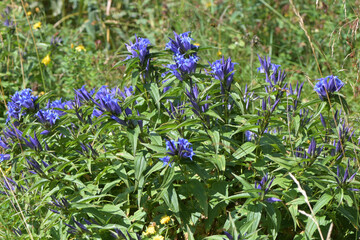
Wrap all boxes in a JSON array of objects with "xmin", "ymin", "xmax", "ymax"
[
  {"xmin": 217, "ymin": 50, "xmax": 222, "ymax": 57},
  {"xmin": 35, "ymin": 7, "xmax": 40, "ymax": 13},
  {"xmin": 33, "ymin": 22, "xmax": 41, "ymax": 29},
  {"xmin": 75, "ymin": 45, "xmax": 86, "ymax": 52},
  {"xmin": 41, "ymin": 54, "xmax": 51, "ymax": 66},
  {"xmin": 193, "ymin": 43, "xmax": 200, "ymax": 47},
  {"xmin": 26, "ymin": 11, "xmax": 32, "ymax": 16},
  {"xmin": 206, "ymin": 2, "xmax": 212, "ymax": 8},
  {"xmin": 71, "ymin": 43, "xmax": 74, "ymax": 49},
  {"xmin": 153, "ymin": 235, "xmax": 164, "ymax": 240},
  {"xmin": 160, "ymin": 215, "xmax": 171, "ymax": 225},
  {"xmin": 39, "ymin": 91, "xmax": 45, "ymax": 96},
  {"xmin": 144, "ymin": 225, "xmax": 156, "ymax": 236}
]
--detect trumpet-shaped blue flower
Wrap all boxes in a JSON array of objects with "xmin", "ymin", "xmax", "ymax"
[
  {"xmin": 36, "ymin": 109, "xmax": 60, "ymax": 126},
  {"xmin": 257, "ymin": 56, "xmax": 286, "ymax": 89},
  {"xmin": 160, "ymin": 138, "xmax": 195, "ymax": 167},
  {"xmin": 0, "ymin": 154, "xmax": 10, "ymax": 163},
  {"xmin": 209, "ymin": 56, "xmax": 236, "ymax": 94},
  {"xmin": 164, "ymin": 53, "xmax": 199, "ymax": 81},
  {"xmin": 165, "ymin": 31, "xmax": 198, "ymax": 54},
  {"xmin": 74, "ymin": 85, "xmax": 95, "ymax": 103},
  {"xmin": 47, "ymin": 98, "xmax": 68, "ymax": 116},
  {"xmin": 6, "ymin": 89, "xmax": 38, "ymax": 121},
  {"xmin": 255, "ymin": 173, "xmax": 281, "ymax": 203},
  {"xmin": 314, "ymin": 75, "xmax": 345, "ymax": 100},
  {"xmin": 335, "ymin": 159, "xmax": 358, "ymax": 191},
  {"xmin": 125, "ymin": 35, "xmax": 151, "ymax": 66}
]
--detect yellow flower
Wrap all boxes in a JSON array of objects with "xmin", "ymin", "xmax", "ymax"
[
  {"xmin": 144, "ymin": 225, "xmax": 156, "ymax": 236},
  {"xmin": 26, "ymin": 11, "xmax": 32, "ymax": 16},
  {"xmin": 153, "ymin": 235, "xmax": 164, "ymax": 240},
  {"xmin": 71, "ymin": 43, "xmax": 74, "ymax": 49},
  {"xmin": 193, "ymin": 43, "xmax": 200, "ymax": 47},
  {"xmin": 75, "ymin": 45, "xmax": 86, "ymax": 52},
  {"xmin": 217, "ymin": 50, "xmax": 222, "ymax": 57},
  {"xmin": 160, "ymin": 215, "xmax": 170, "ymax": 225},
  {"xmin": 35, "ymin": 7, "xmax": 40, "ymax": 13},
  {"xmin": 41, "ymin": 54, "xmax": 51, "ymax": 66},
  {"xmin": 33, "ymin": 22, "xmax": 42, "ymax": 29}
]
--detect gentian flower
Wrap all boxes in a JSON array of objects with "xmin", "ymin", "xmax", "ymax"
[
  {"xmin": 223, "ymin": 231, "xmax": 247, "ymax": 240},
  {"xmin": 0, "ymin": 136, "xmax": 10, "ymax": 149},
  {"xmin": 245, "ymin": 130, "xmax": 255, "ymax": 142},
  {"xmin": 160, "ymin": 138, "xmax": 195, "ymax": 167},
  {"xmin": 209, "ymin": 56, "xmax": 236, "ymax": 94},
  {"xmin": 255, "ymin": 173, "xmax": 281, "ymax": 202},
  {"xmin": 335, "ymin": 159, "xmax": 358, "ymax": 191},
  {"xmin": 23, "ymin": 132, "xmax": 42, "ymax": 151},
  {"xmin": 74, "ymin": 85, "xmax": 95, "ymax": 103},
  {"xmin": 47, "ymin": 98, "xmax": 68, "ymax": 116},
  {"xmin": 314, "ymin": 75, "xmax": 345, "ymax": 100},
  {"xmin": 185, "ymin": 84, "xmax": 209, "ymax": 117},
  {"xmin": 163, "ymin": 53, "xmax": 199, "ymax": 81},
  {"xmin": 49, "ymin": 196, "xmax": 70, "ymax": 214},
  {"xmin": 12, "ymin": 227, "xmax": 22, "ymax": 236},
  {"xmin": 165, "ymin": 31, "xmax": 198, "ymax": 54},
  {"xmin": 65, "ymin": 218, "xmax": 91, "ymax": 235},
  {"xmin": 125, "ymin": 35, "xmax": 151, "ymax": 66},
  {"xmin": 110, "ymin": 228, "xmax": 141, "ymax": 240},
  {"xmin": 6, "ymin": 89, "xmax": 38, "ymax": 121},
  {"xmin": 0, "ymin": 154, "xmax": 10, "ymax": 163},
  {"xmin": 36, "ymin": 109, "xmax": 60, "ymax": 126},
  {"xmin": 50, "ymin": 35, "xmax": 63, "ymax": 47},
  {"xmin": 257, "ymin": 55, "xmax": 286, "ymax": 90}
]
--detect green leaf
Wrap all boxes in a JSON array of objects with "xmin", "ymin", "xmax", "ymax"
[
  {"xmin": 187, "ymin": 179, "xmax": 208, "ymax": 217},
  {"xmin": 233, "ymin": 142, "xmax": 257, "ymax": 159},
  {"xmin": 313, "ymin": 193, "xmax": 332, "ymax": 214}
]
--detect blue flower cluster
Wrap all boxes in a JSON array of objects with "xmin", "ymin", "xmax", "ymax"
[
  {"xmin": 165, "ymin": 31, "xmax": 198, "ymax": 55},
  {"xmin": 125, "ymin": 35, "xmax": 151, "ymax": 66},
  {"xmin": 209, "ymin": 56, "xmax": 236, "ymax": 94},
  {"xmin": 314, "ymin": 75, "xmax": 345, "ymax": 100},
  {"xmin": 255, "ymin": 173, "xmax": 281, "ymax": 203},
  {"xmin": 36, "ymin": 109, "xmax": 60, "ymax": 126},
  {"xmin": 7, "ymin": 89, "xmax": 38, "ymax": 121},
  {"xmin": 160, "ymin": 138, "xmax": 195, "ymax": 167},
  {"xmin": 163, "ymin": 32, "xmax": 199, "ymax": 81}
]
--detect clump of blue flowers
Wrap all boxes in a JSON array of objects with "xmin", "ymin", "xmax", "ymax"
[
  {"xmin": 164, "ymin": 53, "xmax": 199, "ymax": 81},
  {"xmin": 255, "ymin": 173, "xmax": 281, "ymax": 203},
  {"xmin": 314, "ymin": 75, "xmax": 345, "ymax": 100},
  {"xmin": 163, "ymin": 31, "xmax": 199, "ymax": 81},
  {"xmin": 165, "ymin": 31, "xmax": 198, "ymax": 55},
  {"xmin": 7, "ymin": 89, "xmax": 38, "ymax": 122},
  {"xmin": 125, "ymin": 35, "xmax": 151, "ymax": 66},
  {"xmin": 210, "ymin": 56, "xmax": 236, "ymax": 94},
  {"xmin": 36, "ymin": 109, "xmax": 60, "ymax": 126},
  {"xmin": 160, "ymin": 138, "xmax": 195, "ymax": 166}
]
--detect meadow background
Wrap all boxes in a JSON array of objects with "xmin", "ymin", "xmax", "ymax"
[{"xmin": 0, "ymin": 0, "xmax": 360, "ymax": 239}]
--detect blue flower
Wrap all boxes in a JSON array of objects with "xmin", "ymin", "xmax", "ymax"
[
  {"xmin": 160, "ymin": 156, "xmax": 173, "ymax": 167},
  {"xmin": 74, "ymin": 85, "xmax": 95, "ymax": 103},
  {"xmin": 163, "ymin": 53, "xmax": 199, "ymax": 81},
  {"xmin": 165, "ymin": 31, "xmax": 198, "ymax": 55},
  {"xmin": 36, "ymin": 109, "xmax": 60, "ymax": 126},
  {"xmin": 50, "ymin": 35, "xmax": 63, "ymax": 47},
  {"xmin": 257, "ymin": 56, "xmax": 286, "ymax": 89},
  {"xmin": 335, "ymin": 159, "xmax": 358, "ymax": 191},
  {"xmin": 0, "ymin": 154, "xmax": 10, "ymax": 163},
  {"xmin": 125, "ymin": 35, "xmax": 151, "ymax": 66},
  {"xmin": 209, "ymin": 56, "xmax": 236, "ymax": 94},
  {"xmin": 314, "ymin": 75, "xmax": 345, "ymax": 100},
  {"xmin": 255, "ymin": 173, "xmax": 281, "ymax": 203},
  {"xmin": 47, "ymin": 98, "xmax": 68, "ymax": 116},
  {"xmin": 6, "ymin": 89, "xmax": 38, "ymax": 121},
  {"xmin": 160, "ymin": 138, "xmax": 195, "ymax": 167}
]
